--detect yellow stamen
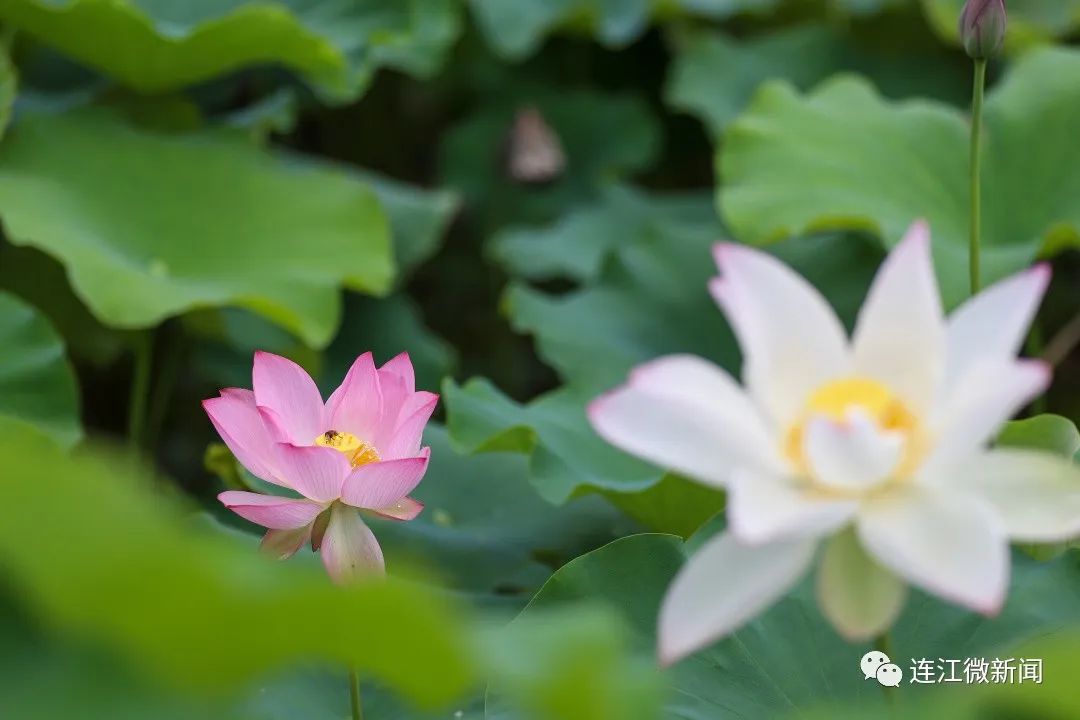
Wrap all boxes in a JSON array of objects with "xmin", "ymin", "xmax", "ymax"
[
  {"xmin": 314, "ymin": 430, "xmax": 381, "ymax": 468},
  {"xmin": 785, "ymin": 377, "xmax": 922, "ymax": 481}
]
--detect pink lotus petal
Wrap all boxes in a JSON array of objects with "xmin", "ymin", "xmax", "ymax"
[
  {"xmin": 260, "ymin": 525, "xmax": 312, "ymax": 560},
  {"xmin": 203, "ymin": 392, "xmax": 283, "ymax": 486},
  {"xmin": 252, "ymin": 351, "xmax": 324, "ymax": 444},
  {"xmin": 341, "ymin": 449, "xmax": 431, "ymax": 510},
  {"xmin": 257, "ymin": 404, "xmax": 292, "ymax": 444},
  {"xmin": 377, "ymin": 353, "xmax": 417, "ymax": 423},
  {"xmin": 379, "ymin": 352, "xmax": 416, "ymax": 394},
  {"xmin": 380, "ymin": 392, "xmax": 438, "ymax": 459},
  {"xmin": 218, "ymin": 491, "xmax": 325, "ymax": 530},
  {"xmin": 371, "ymin": 496, "xmax": 424, "ymax": 521},
  {"xmin": 326, "ymin": 352, "xmax": 383, "ymax": 441},
  {"xmin": 321, "ymin": 503, "xmax": 385, "ymax": 583},
  {"xmin": 274, "ymin": 444, "xmax": 350, "ymax": 503}
]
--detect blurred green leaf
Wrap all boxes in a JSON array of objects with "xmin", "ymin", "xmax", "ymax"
[
  {"xmin": 0, "ymin": 109, "xmax": 394, "ymax": 347},
  {"xmin": 483, "ymin": 605, "xmax": 663, "ymax": 720},
  {"xmin": 720, "ymin": 46, "xmax": 1080, "ymax": 307},
  {"xmin": 0, "ymin": 243, "xmax": 124, "ymax": 365},
  {"xmin": 998, "ymin": 414, "xmax": 1080, "ymax": 458},
  {"xmin": 0, "ymin": 0, "xmax": 461, "ymax": 100},
  {"xmin": 467, "ymin": 0, "xmax": 783, "ymax": 60},
  {"xmin": 0, "ymin": 418, "xmax": 475, "ymax": 705},
  {"xmin": 357, "ymin": 170, "xmax": 460, "ymax": 279},
  {"xmin": 440, "ymin": 89, "xmax": 659, "ymax": 231},
  {"xmin": 601, "ymin": 474, "xmax": 724, "ymax": 539},
  {"xmin": 447, "ymin": 190, "xmax": 882, "ymax": 505},
  {"xmin": 0, "ymin": 291, "xmax": 80, "ymax": 448},
  {"xmin": 514, "ymin": 532, "xmax": 1080, "ymax": 718},
  {"xmin": 665, "ymin": 24, "xmax": 965, "ymax": 134},
  {"xmin": 492, "ymin": 185, "xmax": 718, "ymax": 284}
]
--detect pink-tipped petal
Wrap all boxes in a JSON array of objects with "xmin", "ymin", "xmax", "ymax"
[
  {"xmin": 945, "ymin": 264, "xmax": 1050, "ymax": 388},
  {"xmin": 710, "ymin": 243, "xmax": 850, "ymax": 429},
  {"xmin": 852, "ymin": 220, "xmax": 945, "ymax": 415},
  {"xmin": 274, "ymin": 444, "xmax": 350, "ymax": 503},
  {"xmin": 380, "ymin": 392, "xmax": 438, "ymax": 459},
  {"xmin": 379, "ymin": 352, "xmax": 416, "ymax": 394},
  {"xmin": 857, "ymin": 484, "xmax": 1008, "ymax": 615},
  {"xmin": 203, "ymin": 392, "xmax": 283, "ymax": 486},
  {"xmin": 326, "ymin": 352, "xmax": 383, "ymax": 441},
  {"xmin": 252, "ymin": 352, "xmax": 324, "ymax": 444},
  {"xmin": 371, "ymin": 496, "xmax": 424, "ymax": 521},
  {"xmin": 658, "ymin": 532, "xmax": 816, "ymax": 665},
  {"xmin": 218, "ymin": 491, "xmax": 325, "ymax": 530},
  {"xmin": 341, "ymin": 449, "xmax": 431, "ymax": 510},
  {"xmin": 588, "ymin": 355, "xmax": 782, "ymax": 489},
  {"xmin": 260, "ymin": 525, "xmax": 312, "ymax": 560},
  {"xmin": 923, "ymin": 359, "xmax": 1051, "ymax": 477},
  {"xmin": 321, "ymin": 503, "xmax": 385, "ymax": 583}
]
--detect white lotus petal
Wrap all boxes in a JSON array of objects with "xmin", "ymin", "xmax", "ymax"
[
  {"xmin": 710, "ymin": 243, "xmax": 850, "ymax": 429},
  {"xmin": 803, "ymin": 411, "xmax": 903, "ymax": 490},
  {"xmin": 852, "ymin": 221, "xmax": 945, "ymax": 415},
  {"xmin": 857, "ymin": 484, "xmax": 1008, "ymax": 615},
  {"xmin": 658, "ymin": 532, "xmax": 816, "ymax": 665},
  {"xmin": 727, "ymin": 468, "xmax": 857, "ymax": 545},
  {"xmin": 945, "ymin": 265, "xmax": 1049, "ymax": 388},
  {"xmin": 589, "ymin": 355, "xmax": 783, "ymax": 488},
  {"xmin": 923, "ymin": 359, "xmax": 1050, "ymax": 476},
  {"xmin": 955, "ymin": 449, "xmax": 1080, "ymax": 542}
]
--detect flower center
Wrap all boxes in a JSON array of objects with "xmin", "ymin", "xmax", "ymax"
[
  {"xmin": 314, "ymin": 430, "xmax": 381, "ymax": 468},
  {"xmin": 785, "ymin": 377, "xmax": 922, "ymax": 486}
]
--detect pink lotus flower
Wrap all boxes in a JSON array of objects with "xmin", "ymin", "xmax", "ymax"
[{"xmin": 204, "ymin": 351, "xmax": 437, "ymax": 583}]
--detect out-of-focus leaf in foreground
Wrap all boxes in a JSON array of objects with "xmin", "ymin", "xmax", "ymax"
[
  {"xmin": 0, "ymin": 109, "xmax": 394, "ymax": 347},
  {"xmin": 0, "ymin": 0, "xmax": 461, "ymax": 100},
  {"xmin": 720, "ymin": 46, "xmax": 1080, "ymax": 307},
  {"xmin": 0, "ymin": 418, "xmax": 474, "ymax": 705},
  {"xmin": 482, "ymin": 605, "xmax": 663, "ymax": 720},
  {"xmin": 0, "ymin": 292, "xmax": 80, "ymax": 447},
  {"xmin": 514, "ymin": 532, "xmax": 1080, "ymax": 718}
]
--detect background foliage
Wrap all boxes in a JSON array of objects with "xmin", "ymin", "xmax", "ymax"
[{"xmin": 2, "ymin": 1, "xmax": 1080, "ymax": 718}]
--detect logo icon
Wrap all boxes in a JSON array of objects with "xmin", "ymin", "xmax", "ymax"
[{"xmin": 861, "ymin": 650, "xmax": 903, "ymax": 687}]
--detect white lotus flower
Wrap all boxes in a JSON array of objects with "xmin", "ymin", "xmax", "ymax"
[{"xmin": 588, "ymin": 221, "xmax": 1080, "ymax": 664}]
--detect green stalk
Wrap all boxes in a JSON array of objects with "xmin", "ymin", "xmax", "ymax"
[
  {"xmin": 127, "ymin": 330, "xmax": 154, "ymax": 452},
  {"xmin": 968, "ymin": 58, "xmax": 987, "ymax": 295},
  {"xmin": 349, "ymin": 668, "xmax": 364, "ymax": 720},
  {"xmin": 874, "ymin": 632, "xmax": 896, "ymax": 705}
]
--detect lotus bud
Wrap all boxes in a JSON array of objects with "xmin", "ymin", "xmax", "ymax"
[{"xmin": 959, "ymin": 0, "xmax": 1006, "ymax": 60}]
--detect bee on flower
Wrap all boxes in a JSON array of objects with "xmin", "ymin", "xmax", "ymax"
[
  {"xmin": 589, "ymin": 221, "xmax": 1080, "ymax": 664},
  {"xmin": 204, "ymin": 351, "xmax": 436, "ymax": 584}
]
